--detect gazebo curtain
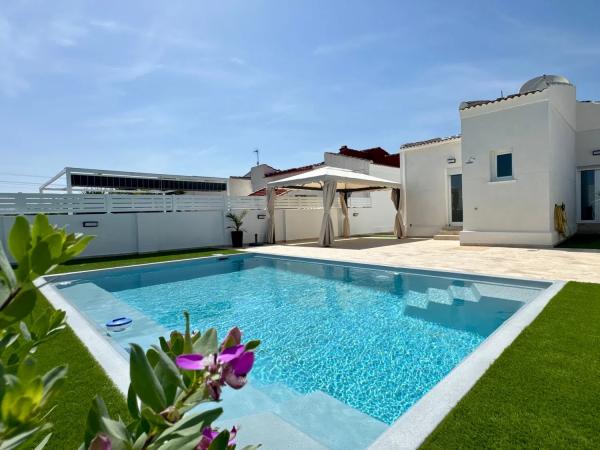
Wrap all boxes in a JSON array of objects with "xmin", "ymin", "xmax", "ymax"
[
  {"xmin": 391, "ymin": 187, "xmax": 405, "ymax": 238},
  {"xmin": 319, "ymin": 180, "xmax": 337, "ymax": 246},
  {"xmin": 339, "ymin": 193, "xmax": 350, "ymax": 238},
  {"xmin": 265, "ymin": 187, "xmax": 276, "ymax": 244}
]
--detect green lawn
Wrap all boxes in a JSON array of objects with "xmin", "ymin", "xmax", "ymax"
[
  {"xmin": 421, "ymin": 281, "xmax": 600, "ymax": 449},
  {"xmin": 51, "ymin": 247, "xmax": 241, "ymax": 274},
  {"xmin": 30, "ymin": 248, "xmax": 239, "ymax": 448},
  {"xmin": 557, "ymin": 234, "xmax": 600, "ymax": 250}
]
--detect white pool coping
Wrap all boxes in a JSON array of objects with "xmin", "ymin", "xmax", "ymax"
[{"xmin": 38, "ymin": 254, "xmax": 566, "ymax": 449}]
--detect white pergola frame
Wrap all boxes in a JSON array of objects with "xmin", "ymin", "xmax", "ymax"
[{"xmin": 266, "ymin": 166, "xmax": 403, "ymax": 246}]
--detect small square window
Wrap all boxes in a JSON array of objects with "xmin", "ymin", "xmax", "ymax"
[{"xmin": 496, "ymin": 153, "xmax": 513, "ymax": 179}]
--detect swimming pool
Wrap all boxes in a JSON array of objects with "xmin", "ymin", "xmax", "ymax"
[{"xmin": 47, "ymin": 254, "xmax": 553, "ymax": 449}]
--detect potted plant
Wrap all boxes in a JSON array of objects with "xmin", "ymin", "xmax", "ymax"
[{"xmin": 226, "ymin": 210, "xmax": 247, "ymax": 247}]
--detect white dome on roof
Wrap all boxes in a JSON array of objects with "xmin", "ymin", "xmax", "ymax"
[{"xmin": 519, "ymin": 74, "xmax": 572, "ymax": 94}]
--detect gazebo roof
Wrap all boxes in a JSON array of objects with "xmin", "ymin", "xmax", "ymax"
[{"xmin": 266, "ymin": 166, "xmax": 400, "ymax": 193}]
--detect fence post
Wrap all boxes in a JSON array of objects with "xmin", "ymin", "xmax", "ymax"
[
  {"xmin": 15, "ymin": 194, "xmax": 26, "ymax": 215},
  {"xmin": 105, "ymin": 194, "xmax": 112, "ymax": 213}
]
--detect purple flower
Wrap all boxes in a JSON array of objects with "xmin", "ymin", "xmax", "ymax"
[
  {"xmin": 220, "ymin": 327, "xmax": 242, "ymax": 350},
  {"xmin": 88, "ymin": 434, "xmax": 111, "ymax": 450},
  {"xmin": 218, "ymin": 344, "xmax": 255, "ymax": 389},
  {"xmin": 176, "ymin": 353, "xmax": 208, "ymax": 371},
  {"xmin": 196, "ymin": 426, "xmax": 237, "ymax": 450}
]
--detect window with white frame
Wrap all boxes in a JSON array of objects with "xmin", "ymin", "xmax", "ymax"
[{"xmin": 491, "ymin": 150, "xmax": 513, "ymax": 181}]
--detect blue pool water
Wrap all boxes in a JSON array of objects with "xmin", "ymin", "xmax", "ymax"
[{"xmin": 52, "ymin": 254, "xmax": 547, "ymax": 447}]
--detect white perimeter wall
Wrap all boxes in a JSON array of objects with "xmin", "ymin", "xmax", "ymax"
[
  {"xmin": 0, "ymin": 209, "xmax": 344, "ymax": 261},
  {"xmin": 403, "ymin": 140, "xmax": 462, "ymax": 237}
]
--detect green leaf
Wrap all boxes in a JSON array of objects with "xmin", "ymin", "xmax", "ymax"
[
  {"xmin": 14, "ymin": 254, "xmax": 30, "ymax": 283},
  {"xmin": 0, "ymin": 241, "xmax": 17, "ymax": 288},
  {"xmin": 183, "ymin": 311, "xmax": 193, "ymax": 354},
  {"xmin": 193, "ymin": 328, "xmax": 217, "ymax": 356},
  {"xmin": 0, "ymin": 423, "xmax": 51, "ymax": 450},
  {"xmin": 62, "ymin": 235, "xmax": 94, "ymax": 261},
  {"xmin": 30, "ymin": 241, "xmax": 52, "ymax": 275},
  {"xmin": 152, "ymin": 407, "xmax": 223, "ymax": 446},
  {"xmin": 146, "ymin": 347, "xmax": 159, "ymax": 367},
  {"xmin": 129, "ymin": 343, "xmax": 166, "ymax": 412},
  {"xmin": 0, "ymin": 288, "xmax": 37, "ymax": 327},
  {"xmin": 84, "ymin": 395, "xmax": 110, "ymax": 447},
  {"xmin": 127, "ymin": 384, "xmax": 140, "ymax": 420},
  {"xmin": 151, "ymin": 345, "xmax": 184, "ymax": 404},
  {"xmin": 8, "ymin": 216, "xmax": 31, "ymax": 263},
  {"xmin": 169, "ymin": 331, "xmax": 184, "ymax": 355},
  {"xmin": 33, "ymin": 433, "xmax": 52, "ymax": 450},
  {"xmin": 159, "ymin": 336, "xmax": 171, "ymax": 353},
  {"xmin": 207, "ymin": 430, "xmax": 230, "ymax": 450},
  {"xmin": 41, "ymin": 365, "xmax": 67, "ymax": 406},
  {"xmin": 32, "ymin": 215, "xmax": 54, "ymax": 244},
  {"xmin": 100, "ymin": 417, "xmax": 131, "ymax": 445},
  {"xmin": 245, "ymin": 340, "xmax": 261, "ymax": 351},
  {"xmin": 19, "ymin": 321, "xmax": 32, "ymax": 342},
  {"xmin": 42, "ymin": 233, "xmax": 64, "ymax": 261},
  {"xmin": 17, "ymin": 355, "xmax": 37, "ymax": 381}
]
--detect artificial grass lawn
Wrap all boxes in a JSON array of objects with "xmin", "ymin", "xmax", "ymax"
[
  {"xmin": 30, "ymin": 248, "xmax": 239, "ymax": 448},
  {"xmin": 51, "ymin": 247, "xmax": 241, "ymax": 274},
  {"xmin": 557, "ymin": 233, "xmax": 600, "ymax": 250},
  {"xmin": 422, "ymin": 281, "xmax": 600, "ymax": 449}
]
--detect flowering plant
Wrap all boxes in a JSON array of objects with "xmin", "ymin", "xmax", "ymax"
[
  {"xmin": 0, "ymin": 215, "xmax": 94, "ymax": 448},
  {"xmin": 82, "ymin": 312, "xmax": 261, "ymax": 450}
]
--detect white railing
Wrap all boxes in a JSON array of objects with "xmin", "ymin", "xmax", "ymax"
[{"xmin": 0, "ymin": 193, "xmax": 372, "ymax": 215}]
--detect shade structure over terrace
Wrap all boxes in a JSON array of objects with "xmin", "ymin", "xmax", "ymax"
[{"xmin": 266, "ymin": 166, "xmax": 402, "ymax": 247}]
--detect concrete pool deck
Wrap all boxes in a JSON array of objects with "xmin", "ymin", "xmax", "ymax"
[{"xmin": 246, "ymin": 237, "xmax": 600, "ymax": 283}]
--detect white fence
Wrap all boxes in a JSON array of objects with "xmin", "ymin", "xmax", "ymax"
[{"xmin": 0, "ymin": 193, "xmax": 371, "ymax": 215}]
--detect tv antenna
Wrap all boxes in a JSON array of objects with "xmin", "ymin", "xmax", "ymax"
[{"xmin": 253, "ymin": 148, "xmax": 260, "ymax": 166}]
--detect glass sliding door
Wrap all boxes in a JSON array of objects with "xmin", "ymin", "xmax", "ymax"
[
  {"xmin": 449, "ymin": 174, "xmax": 463, "ymax": 224},
  {"xmin": 580, "ymin": 169, "xmax": 597, "ymax": 221}
]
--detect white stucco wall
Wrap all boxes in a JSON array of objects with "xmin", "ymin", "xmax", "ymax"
[
  {"xmin": 547, "ymin": 86, "xmax": 577, "ymax": 241},
  {"xmin": 402, "ymin": 139, "xmax": 462, "ymax": 237},
  {"xmin": 459, "ymin": 85, "xmax": 579, "ymax": 246},
  {"xmin": 575, "ymin": 102, "xmax": 600, "ymax": 167},
  {"xmin": 459, "ymin": 92, "xmax": 555, "ymax": 246}
]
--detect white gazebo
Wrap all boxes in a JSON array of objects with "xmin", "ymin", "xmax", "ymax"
[{"xmin": 265, "ymin": 166, "xmax": 404, "ymax": 247}]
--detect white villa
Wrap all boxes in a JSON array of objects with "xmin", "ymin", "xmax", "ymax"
[
  {"xmin": 228, "ymin": 74, "xmax": 600, "ymax": 247},
  {"xmin": 403, "ymin": 74, "xmax": 600, "ymax": 246}
]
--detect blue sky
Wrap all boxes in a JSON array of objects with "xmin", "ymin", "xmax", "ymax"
[{"xmin": 1, "ymin": 0, "xmax": 599, "ymax": 192}]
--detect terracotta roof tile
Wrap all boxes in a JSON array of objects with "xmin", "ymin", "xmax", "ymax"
[
  {"xmin": 459, "ymin": 90, "xmax": 543, "ymax": 111},
  {"xmin": 338, "ymin": 146, "xmax": 400, "ymax": 167},
  {"xmin": 400, "ymin": 135, "xmax": 461, "ymax": 149}
]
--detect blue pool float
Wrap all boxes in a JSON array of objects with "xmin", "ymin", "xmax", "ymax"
[{"xmin": 106, "ymin": 317, "xmax": 133, "ymax": 332}]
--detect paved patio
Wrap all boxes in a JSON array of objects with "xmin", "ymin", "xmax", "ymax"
[{"xmin": 248, "ymin": 237, "xmax": 600, "ymax": 283}]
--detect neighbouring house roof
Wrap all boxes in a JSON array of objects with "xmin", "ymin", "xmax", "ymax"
[
  {"xmin": 264, "ymin": 163, "xmax": 324, "ymax": 178},
  {"xmin": 248, "ymin": 187, "xmax": 289, "ymax": 196},
  {"xmin": 400, "ymin": 135, "xmax": 461, "ymax": 149},
  {"xmin": 338, "ymin": 146, "xmax": 400, "ymax": 167},
  {"xmin": 267, "ymin": 166, "xmax": 401, "ymax": 192},
  {"xmin": 459, "ymin": 90, "xmax": 543, "ymax": 111}
]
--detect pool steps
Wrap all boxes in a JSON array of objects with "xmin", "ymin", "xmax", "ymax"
[
  {"xmin": 404, "ymin": 281, "xmax": 539, "ymax": 311},
  {"xmin": 217, "ymin": 382, "xmax": 388, "ymax": 450},
  {"xmin": 58, "ymin": 283, "xmax": 168, "ymax": 352}
]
